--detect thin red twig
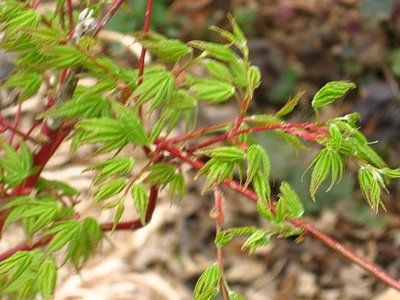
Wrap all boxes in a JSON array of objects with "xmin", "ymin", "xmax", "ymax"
[
  {"xmin": 66, "ymin": 0, "xmax": 74, "ymax": 35},
  {"xmin": 187, "ymin": 122, "xmax": 327, "ymax": 153},
  {"xmin": 94, "ymin": 0, "xmax": 125, "ymax": 36}
]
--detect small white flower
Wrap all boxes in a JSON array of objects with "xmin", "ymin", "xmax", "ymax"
[{"xmin": 72, "ymin": 8, "xmax": 96, "ymax": 42}]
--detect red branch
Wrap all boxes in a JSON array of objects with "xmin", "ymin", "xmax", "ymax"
[{"xmin": 156, "ymin": 141, "xmax": 400, "ymax": 292}]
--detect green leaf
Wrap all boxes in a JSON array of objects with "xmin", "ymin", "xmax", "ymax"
[
  {"xmin": 241, "ymin": 230, "xmax": 270, "ymax": 254},
  {"xmin": 5, "ymin": 72, "xmax": 42, "ymax": 100},
  {"xmin": 189, "ymin": 40, "xmax": 238, "ymax": 62},
  {"xmin": 85, "ymin": 156, "xmax": 135, "ymax": 185},
  {"xmin": 0, "ymin": 142, "xmax": 36, "ymax": 188},
  {"xmin": 37, "ymin": 259, "xmax": 57, "ymax": 300},
  {"xmin": 229, "ymin": 59, "xmax": 247, "ymax": 87},
  {"xmin": 131, "ymin": 182, "xmax": 149, "ymax": 224},
  {"xmin": 214, "ymin": 230, "xmax": 235, "ymax": 247},
  {"xmin": 42, "ymin": 93, "xmax": 111, "ymax": 120},
  {"xmin": 77, "ymin": 106, "xmax": 148, "ymax": 153},
  {"xmin": 203, "ymin": 59, "xmax": 233, "ymax": 82},
  {"xmin": 93, "ymin": 178, "xmax": 127, "ymax": 202},
  {"xmin": 36, "ymin": 178, "xmax": 79, "ymax": 196},
  {"xmin": 308, "ymin": 148, "xmax": 344, "ymax": 201},
  {"xmin": 46, "ymin": 221, "xmax": 80, "ymax": 253},
  {"xmin": 312, "ymin": 81, "xmax": 356, "ymax": 110},
  {"xmin": 247, "ymin": 65, "xmax": 261, "ymax": 92},
  {"xmin": 169, "ymin": 173, "xmax": 185, "ymax": 203},
  {"xmin": 245, "ymin": 145, "xmax": 271, "ymax": 188},
  {"xmin": 252, "ymin": 173, "xmax": 271, "ymax": 202},
  {"xmin": 193, "ymin": 263, "xmax": 221, "ymax": 300},
  {"xmin": 196, "ymin": 146, "xmax": 246, "ymax": 162},
  {"xmin": 145, "ymin": 163, "xmax": 177, "ymax": 187},
  {"xmin": 191, "ymin": 79, "xmax": 235, "ymax": 103},
  {"xmin": 112, "ymin": 201, "xmax": 125, "ymax": 231},
  {"xmin": 275, "ymin": 91, "xmax": 305, "ymax": 118},
  {"xmin": 278, "ymin": 182, "xmax": 304, "ymax": 218},
  {"xmin": 197, "ymin": 158, "xmax": 235, "ymax": 192},
  {"xmin": 139, "ymin": 32, "xmax": 192, "ymax": 63},
  {"xmin": 358, "ymin": 166, "xmax": 386, "ymax": 212},
  {"xmin": 132, "ymin": 66, "xmax": 176, "ymax": 111},
  {"xmin": 42, "ymin": 45, "xmax": 87, "ymax": 69}
]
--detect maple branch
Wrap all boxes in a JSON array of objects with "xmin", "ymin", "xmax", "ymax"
[{"xmin": 157, "ymin": 141, "xmax": 400, "ymax": 292}]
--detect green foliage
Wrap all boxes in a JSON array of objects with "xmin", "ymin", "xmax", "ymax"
[
  {"xmin": 190, "ymin": 79, "xmax": 235, "ymax": 103},
  {"xmin": 0, "ymin": 142, "xmax": 37, "ymax": 188},
  {"xmin": 137, "ymin": 32, "xmax": 192, "ymax": 63},
  {"xmin": 131, "ymin": 182, "xmax": 149, "ymax": 224},
  {"xmin": 46, "ymin": 218, "xmax": 103, "ymax": 269},
  {"xmin": 193, "ymin": 263, "xmax": 221, "ymax": 300},
  {"xmin": 76, "ymin": 103, "xmax": 148, "ymax": 153}
]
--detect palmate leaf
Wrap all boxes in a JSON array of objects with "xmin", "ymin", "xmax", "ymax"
[
  {"xmin": 93, "ymin": 178, "xmax": 127, "ymax": 202},
  {"xmin": 0, "ymin": 142, "xmax": 37, "ymax": 188},
  {"xmin": 85, "ymin": 156, "xmax": 135, "ymax": 185},
  {"xmin": 131, "ymin": 66, "xmax": 175, "ymax": 111},
  {"xmin": 138, "ymin": 31, "xmax": 192, "ymax": 63},
  {"xmin": 144, "ymin": 163, "xmax": 177, "ymax": 187},
  {"xmin": 190, "ymin": 79, "xmax": 235, "ymax": 103},
  {"xmin": 46, "ymin": 218, "xmax": 103, "ymax": 269},
  {"xmin": 42, "ymin": 45, "xmax": 87, "ymax": 69},
  {"xmin": 193, "ymin": 263, "xmax": 221, "ymax": 300},
  {"xmin": 42, "ymin": 93, "xmax": 111, "ymax": 120},
  {"xmin": 77, "ymin": 105, "xmax": 148, "ymax": 153}
]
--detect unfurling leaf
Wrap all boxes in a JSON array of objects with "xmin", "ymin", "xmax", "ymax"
[
  {"xmin": 358, "ymin": 166, "xmax": 386, "ymax": 212},
  {"xmin": 241, "ymin": 230, "xmax": 270, "ymax": 254},
  {"xmin": 203, "ymin": 59, "xmax": 232, "ymax": 82},
  {"xmin": 275, "ymin": 91, "xmax": 305, "ymax": 118},
  {"xmin": 193, "ymin": 263, "xmax": 221, "ymax": 300},
  {"xmin": 189, "ymin": 40, "xmax": 238, "ymax": 62},
  {"xmin": 312, "ymin": 81, "xmax": 356, "ymax": 110},
  {"xmin": 308, "ymin": 148, "xmax": 344, "ymax": 201},
  {"xmin": 278, "ymin": 181, "xmax": 304, "ymax": 218}
]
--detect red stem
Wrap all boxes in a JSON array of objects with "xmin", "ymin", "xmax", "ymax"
[
  {"xmin": 94, "ymin": 0, "xmax": 125, "ymax": 36},
  {"xmin": 187, "ymin": 122, "xmax": 327, "ymax": 153},
  {"xmin": 138, "ymin": 0, "xmax": 153, "ymax": 81},
  {"xmin": 8, "ymin": 102, "xmax": 22, "ymax": 146},
  {"xmin": 66, "ymin": 0, "xmax": 74, "ymax": 36},
  {"xmin": 157, "ymin": 142, "xmax": 400, "ymax": 292}
]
